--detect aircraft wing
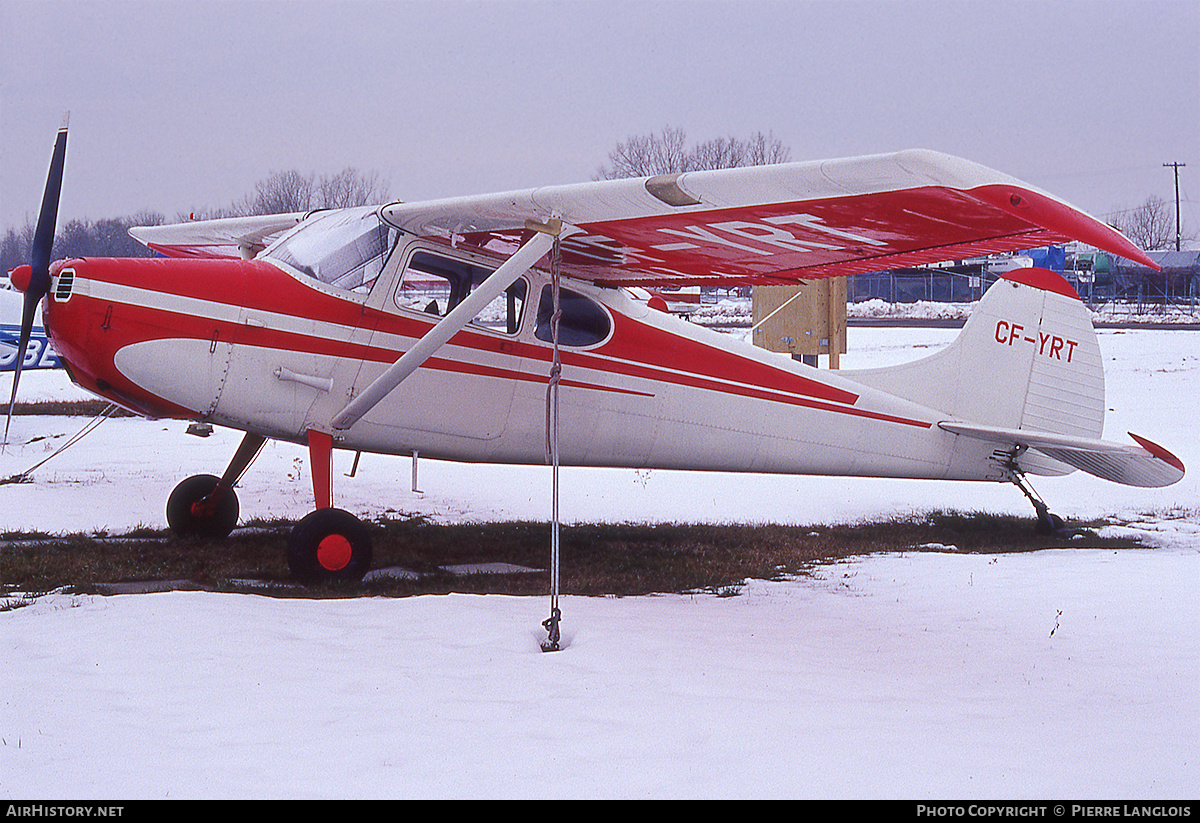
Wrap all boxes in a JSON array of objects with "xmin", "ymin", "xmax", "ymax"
[
  {"xmin": 381, "ymin": 149, "xmax": 1155, "ymax": 287},
  {"xmin": 128, "ymin": 212, "xmax": 306, "ymax": 260},
  {"xmin": 940, "ymin": 422, "xmax": 1185, "ymax": 488}
]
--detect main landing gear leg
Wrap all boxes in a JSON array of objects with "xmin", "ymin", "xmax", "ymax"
[
  {"xmin": 166, "ymin": 432, "xmax": 266, "ymax": 538},
  {"xmin": 994, "ymin": 447, "xmax": 1064, "ymax": 535},
  {"xmin": 285, "ymin": 429, "xmax": 372, "ymax": 584}
]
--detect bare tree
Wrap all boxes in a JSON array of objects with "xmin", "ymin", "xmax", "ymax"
[
  {"xmin": 742, "ymin": 130, "xmax": 792, "ymax": 166},
  {"xmin": 596, "ymin": 126, "xmax": 689, "ymax": 178},
  {"xmin": 235, "ymin": 170, "xmax": 316, "ymax": 216},
  {"xmin": 1, "ymin": 222, "xmax": 35, "ymax": 273},
  {"xmin": 596, "ymin": 127, "xmax": 791, "ymax": 179},
  {"xmin": 1, "ymin": 212, "xmax": 164, "ymax": 271},
  {"xmin": 2, "ymin": 164, "xmax": 392, "ymax": 270},
  {"xmin": 1110, "ymin": 195, "xmax": 1179, "ymax": 252},
  {"xmin": 690, "ymin": 135, "xmax": 747, "ymax": 172},
  {"xmin": 225, "ymin": 168, "xmax": 391, "ymax": 215},
  {"xmin": 316, "ymin": 168, "xmax": 390, "ymax": 209},
  {"xmin": 175, "ymin": 204, "xmax": 239, "ymax": 222}
]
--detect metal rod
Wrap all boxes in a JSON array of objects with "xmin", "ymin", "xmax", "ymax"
[{"xmin": 542, "ymin": 234, "xmax": 563, "ymax": 652}]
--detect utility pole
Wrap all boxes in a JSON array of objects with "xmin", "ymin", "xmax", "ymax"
[{"xmin": 1164, "ymin": 162, "xmax": 1187, "ymax": 251}]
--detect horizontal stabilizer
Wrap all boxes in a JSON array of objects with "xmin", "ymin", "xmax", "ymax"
[{"xmin": 939, "ymin": 422, "xmax": 1185, "ymax": 488}]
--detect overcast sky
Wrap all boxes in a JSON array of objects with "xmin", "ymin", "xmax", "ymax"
[{"xmin": 1, "ymin": 0, "xmax": 1196, "ymax": 234}]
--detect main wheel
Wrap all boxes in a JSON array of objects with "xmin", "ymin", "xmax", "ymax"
[
  {"xmin": 287, "ymin": 508, "xmax": 373, "ymax": 584},
  {"xmin": 166, "ymin": 474, "xmax": 239, "ymax": 538}
]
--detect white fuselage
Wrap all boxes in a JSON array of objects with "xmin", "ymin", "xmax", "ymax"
[{"xmin": 44, "ymin": 241, "xmax": 1005, "ymax": 485}]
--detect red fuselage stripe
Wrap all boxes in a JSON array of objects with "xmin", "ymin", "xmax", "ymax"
[{"xmin": 65, "ymin": 260, "xmax": 932, "ymax": 428}]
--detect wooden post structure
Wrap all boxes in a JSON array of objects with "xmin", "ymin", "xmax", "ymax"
[{"xmin": 751, "ymin": 278, "xmax": 847, "ymax": 368}]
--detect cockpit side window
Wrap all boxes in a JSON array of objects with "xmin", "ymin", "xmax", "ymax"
[
  {"xmin": 263, "ymin": 207, "xmax": 398, "ymax": 294},
  {"xmin": 535, "ymin": 285, "xmax": 611, "ymax": 347},
  {"xmin": 395, "ymin": 250, "xmax": 526, "ymax": 334}
]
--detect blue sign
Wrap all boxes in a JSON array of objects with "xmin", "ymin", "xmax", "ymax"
[{"xmin": 0, "ymin": 324, "xmax": 61, "ymax": 370}]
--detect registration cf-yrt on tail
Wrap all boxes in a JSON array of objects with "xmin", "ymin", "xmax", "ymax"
[{"xmin": 6, "ymin": 117, "xmax": 1184, "ymax": 586}]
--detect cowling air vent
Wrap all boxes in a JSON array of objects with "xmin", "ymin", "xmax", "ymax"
[{"xmin": 53, "ymin": 268, "xmax": 75, "ymax": 302}]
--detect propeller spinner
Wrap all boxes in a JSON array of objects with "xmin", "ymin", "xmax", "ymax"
[{"xmin": 5, "ymin": 113, "xmax": 68, "ymax": 444}]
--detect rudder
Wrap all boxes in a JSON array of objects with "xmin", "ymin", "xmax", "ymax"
[{"xmin": 847, "ymin": 267, "xmax": 1104, "ymax": 441}]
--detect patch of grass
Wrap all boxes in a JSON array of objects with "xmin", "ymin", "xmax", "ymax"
[
  {"xmin": 0, "ymin": 510, "xmax": 1147, "ymax": 600},
  {"xmin": 1, "ymin": 592, "xmax": 42, "ymax": 612},
  {"xmin": 10, "ymin": 400, "xmax": 136, "ymax": 417}
]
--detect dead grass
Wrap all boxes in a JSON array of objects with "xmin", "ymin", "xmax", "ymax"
[
  {"xmin": 0, "ymin": 510, "xmax": 1147, "ymax": 599},
  {"xmin": 10, "ymin": 400, "xmax": 135, "ymax": 417}
]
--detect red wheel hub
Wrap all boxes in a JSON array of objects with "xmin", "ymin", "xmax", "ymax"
[{"xmin": 316, "ymin": 534, "xmax": 353, "ymax": 572}]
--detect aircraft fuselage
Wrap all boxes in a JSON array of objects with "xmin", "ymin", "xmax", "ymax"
[{"xmin": 42, "ymin": 244, "xmax": 994, "ymax": 484}]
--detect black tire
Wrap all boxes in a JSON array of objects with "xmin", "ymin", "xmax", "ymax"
[
  {"xmin": 1035, "ymin": 510, "xmax": 1064, "ymax": 535},
  {"xmin": 287, "ymin": 508, "xmax": 373, "ymax": 584},
  {"xmin": 166, "ymin": 474, "xmax": 239, "ymax": 538}
]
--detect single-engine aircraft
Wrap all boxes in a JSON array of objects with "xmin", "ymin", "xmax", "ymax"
[{"xmin": 6, "ymin": 117, "xmax": 1184, "ymax": 586}]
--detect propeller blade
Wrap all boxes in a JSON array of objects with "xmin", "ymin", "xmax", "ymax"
[
  {"xmin": 5, "ymin": 114, "xmax": 68, "ymax": 444},
  {"xmin": 30, "ymin": 113, "xmax": 69, "ymax": 298}
]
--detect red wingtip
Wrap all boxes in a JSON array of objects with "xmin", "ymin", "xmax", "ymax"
[
  {"xmin": 1129, "ymin": 433, "xmax": 1185, "ymax": 473},
  {"xmin": 969, "ymin": 184, "xmax": 1159, "ymax": 270}
]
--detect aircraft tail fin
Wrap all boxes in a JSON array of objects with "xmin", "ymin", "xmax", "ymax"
[{"xmin": 848, "ymin": 267, "xmax": 1184, "ymax": 486}]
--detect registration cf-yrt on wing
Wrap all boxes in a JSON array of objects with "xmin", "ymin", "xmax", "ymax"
[{"xmin": 6, "ymin": 118, "xmax": 1184, "ymax": 585}]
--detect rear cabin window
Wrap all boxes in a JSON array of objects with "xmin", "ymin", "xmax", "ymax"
[
  {"xmin": 395, "ymin": 250, "xmax": 525, "ymax": 334},
  {"xmin": 535, "ymin": 285, "xmax": 611, "ymax": 347}
]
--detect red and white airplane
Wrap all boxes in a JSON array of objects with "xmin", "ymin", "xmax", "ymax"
[{"xmin": 6, "ymin": 118, "xmax": 1184, "ymax": 585}]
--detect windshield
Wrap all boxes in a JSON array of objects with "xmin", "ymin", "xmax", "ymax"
[{"xmin": 263, "ymin": 207, "xmax": 398, "ymax": 293}]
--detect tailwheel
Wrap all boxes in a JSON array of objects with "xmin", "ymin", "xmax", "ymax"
[
  {"xmin": 992, "ymin": 448, "xmax": 1065, "ymax": 536},
  {"xmin": 166, "ymin": 474, "xmax": 239, "ymax": 538},
  {"xmin": 1035, "ymin": 506, "xmax": 1065, "ymax": 536},
  {"xmin": 287, "ymin": 508, "xmax": 373, "ymax": 584}
]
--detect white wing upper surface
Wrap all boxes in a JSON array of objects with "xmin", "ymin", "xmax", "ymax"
[
  {"xmin": 129, "ymin": 150, "xmax": 1153, "ymax": 287},
  {"xmin": 380, "ymin": 149, "xmax": 1155, "ymax": 287},
  {"xmin": 128, "ymin": 213, "xmax": 306, "ymax": 260}
]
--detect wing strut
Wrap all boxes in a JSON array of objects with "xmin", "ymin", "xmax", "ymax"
[{"xmin": 331, "ymin": 220, "xmax": 575, "ymax": 431}]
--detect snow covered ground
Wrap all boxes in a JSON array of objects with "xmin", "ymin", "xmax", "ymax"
[{"xmin": 2, "ymin": 325, "xmax": 1198, "ymax": 799}]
